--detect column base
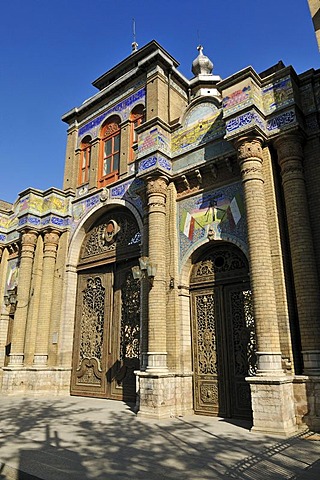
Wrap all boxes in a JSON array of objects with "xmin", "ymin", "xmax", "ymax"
[
  {"xmin": 136, "ymin": 371, "xmax": 193, "ymax": 419},
  {"xmin": 145, "ymin": 352, "xmax": 168, "ymax": 373},
  {"xmin": 256, "ymin": 352, "xmax": 284, "ymax": 376},
  {"xmin": 302, "ymin": 351, "xmax": 320, "ymax": 375},
  {"xmin": 247, "ymin": 376, "xmax": 298, "ymax": 436},
  {"xmin": 33, "ymin": 354, "xmax": 48, "ymax": 366},
  {"xmin": 7, "ymin": 353, "xmax": 24, "ymax": 367}
]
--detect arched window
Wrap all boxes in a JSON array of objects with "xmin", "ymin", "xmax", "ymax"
[
  {"xmin": 78, "ymin": 135, "xmax": 91, "ymax": 186},
  {"xmin": 99, "ymin": 116, "xmax": 121, "ymax": 187},
  {"xmin": 129, "ymin": 105, "xmax": 144, "ymax": 163}
]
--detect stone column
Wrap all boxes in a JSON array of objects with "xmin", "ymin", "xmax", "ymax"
[
  {"xmin": 34, "ymin": 230, "xmax": 60, "ymax": 366},
  {"xmin": 274, "ymin": 133, "xmax": 320, "ymax": 375},
  {"xmin": 235, "ymin": 136, "xmax": 297, "ymax": 435},
  {"xmin": 145, "ymin": 175, "xmax": 168, "ymax": 372},
  {"xmin": 235, "ymin": 136, "xmax": 283, "ymax": 374},
  {"xmin": 8, "ymin": 230, "xmax": 38, "ymax": 366}
]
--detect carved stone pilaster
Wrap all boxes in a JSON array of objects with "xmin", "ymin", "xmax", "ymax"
[
  {"xmin": 235, "ymin": 136, "xmax": 297, "ymax": 435},
  {"xmin": 275, "ymin": 133, "xmax": 304, "ymax": 160}
]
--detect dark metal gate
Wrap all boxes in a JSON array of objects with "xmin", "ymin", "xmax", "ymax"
[
  {"xmin": 71, "ymin": 210, "xmax": 141, "ymax": 402},
  {"xmin": 190, "ymin": 244, "xmax": 256, "ymax": 419}
]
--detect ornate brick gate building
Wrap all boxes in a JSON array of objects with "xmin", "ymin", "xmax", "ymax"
[{"xmin": 1, "ymin": 41, "xmax": 320, "ymax": 435}]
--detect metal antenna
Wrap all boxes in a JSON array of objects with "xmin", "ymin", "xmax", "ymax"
[
  {"xmin": 197, "ymin": 29, "xmax": 201, "ymax": 47},
  {"xmin": 132, "ymin": 18, "xmax": 138, "ymax": 53}
]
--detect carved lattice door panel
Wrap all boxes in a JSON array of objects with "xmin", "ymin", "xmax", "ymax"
[
  {"xmin": 224, "ymin": 284, "xmax": 256, "ymax": 419},
  {"xmin": 71, "ymin": 267, "xmax": 113, "ymax": 398},
  {"xmin": 191, "ymin": 284, "xmax": 255, "ymax": 418},
  {"xmin": 191, "ymin": 289, "xmax": 226, "ymax": 416},
  {"xmin": 71, "ymin": 264, "xmax": 140, "ymax": 401},
  {"xmin": 190, "ymin": 245, "xmax": 256, "ymax": 419},
  {"xmin": 108, "ymin": 265, "xmax": 140, "ymax": 402}
]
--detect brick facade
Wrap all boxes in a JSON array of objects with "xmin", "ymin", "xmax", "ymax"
[{"xmin": 1, "ymin": 41, "xmax": 320, "ymax": 434}]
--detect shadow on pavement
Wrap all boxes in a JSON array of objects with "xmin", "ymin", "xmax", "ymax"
[{"xmin": 0, "ymin": 397, "xmax": 319, "ymax": 479}]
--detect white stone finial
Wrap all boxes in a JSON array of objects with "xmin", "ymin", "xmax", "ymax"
[{"xmin": 192, "ymin": 45, "xmax": 213, "ymax": 76}]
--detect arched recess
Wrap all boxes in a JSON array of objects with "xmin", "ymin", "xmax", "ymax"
[
  {"xmin": 189, "ymin": 241, "xmax": 256, "ymax": 420},
  {"xmin": 70, "ymin": 205, "xmax": 141, "ymax": 402}
]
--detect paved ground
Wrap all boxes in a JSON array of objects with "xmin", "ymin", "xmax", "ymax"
[{"xmin": 0, "ymin": 396, "xmax": 319, "ymax": 479}]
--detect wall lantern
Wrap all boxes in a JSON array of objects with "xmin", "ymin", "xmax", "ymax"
[
  {"xmin": 4, "ymin": 288, "xmax": 17, "ymax": 308},
  {"xmin": 132, "ymin": 256, "xmax": 157, "ymax": 286}
]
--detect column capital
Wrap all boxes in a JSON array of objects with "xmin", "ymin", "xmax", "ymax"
[
  {"xmin": 146, "ymin": 175, "xmax": 169, "ymax": 197},
  {"xmin": 43, "ymin": 229, "xmax": 60, "ymax": 246},
  {"xmin": 21, "ymin": 229, "xmax": 38, "ymax": 247},
  {"xmin": 273, "ymin": 134, "xmax": 304, "ymax": 183},
  {"xmin": 273, "ymin": 133, "xmax": 304, "ymax": 162},
  {"xmin": 234, "ymin": 136, "xmax": 265, "ymax": 183},
  {"xmin": 20, "ymin": 230, "xmax": 38, "ymax": 258},
  {"xmin": 43, "ymin": 230, "xmax": 60, "ymax": 258},
  {"xmin": 234, "ymin": 136, "xmax": 264, "ymax": 163}
]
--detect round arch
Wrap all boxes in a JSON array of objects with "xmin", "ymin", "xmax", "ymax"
[
  {"xmin": 60, "ymin": 200, "xmax": 143, "ymax": 392},
  {"xmin": 179, "ymin": 239, "xmax": 255, "ymax": 421}
]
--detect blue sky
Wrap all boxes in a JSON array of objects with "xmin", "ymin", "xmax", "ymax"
[{"xmin": 1, "ymin": 0, "xmax": 319, "ymax": 203}]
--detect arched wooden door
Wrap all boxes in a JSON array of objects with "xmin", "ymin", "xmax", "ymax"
[
  {"xmin": 71, "ymin": 209, "xmax": 141, "ymax": 402},
  {"xmin": 190, "ymin": 243, "xmax": 256, "ymax": 419}
]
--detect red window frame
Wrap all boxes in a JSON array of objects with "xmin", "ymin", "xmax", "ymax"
[
  {"xmin": 78, "ymin": 136, "xmax": 91, "ymax": 186},
  {"xmin": 129, "ymin": 105, "xmax": 144, "ymax": 163},
  {"xmin": 99, "ymin": 117, "xmax": 120, "ymax": 187}
]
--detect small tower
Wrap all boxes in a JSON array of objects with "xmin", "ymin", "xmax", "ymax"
[{"xmin": 190, "ymin": 45, "xmax": 221, "ymax": 101}]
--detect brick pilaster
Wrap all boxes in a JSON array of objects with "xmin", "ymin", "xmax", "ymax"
[
  {"xmin": 8, "ymin": 230, "xmax": 38, "ymax": 366},
  {"xmin": 274, "ymin": 133, "xmax": 320, "ymax": 375},
  {"xmin": 145, "ymin": 175, "xmax": 168, "ymax": 371},
  {"xmin": 34, "ymin": 230, "xmax": 60, "ymax": 366},
  {"xmin": 235, "ymin": 136, "xmax": 283, "ymax": 374}
]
